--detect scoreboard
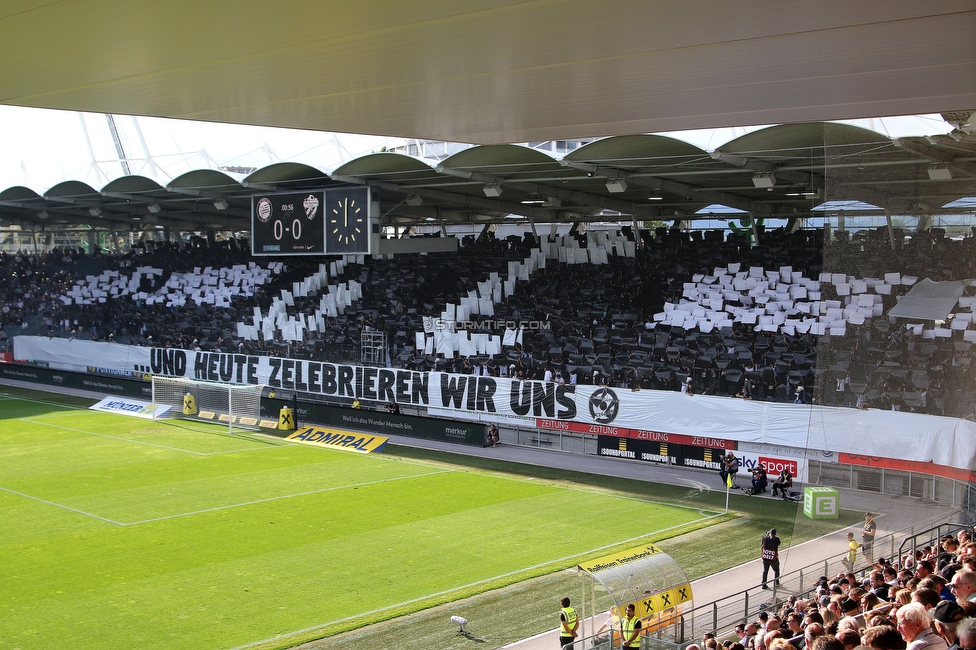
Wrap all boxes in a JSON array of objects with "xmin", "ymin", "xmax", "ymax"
[{"xmin": 251, "ymin": 186, "xmax": 371, "ymax": 256}]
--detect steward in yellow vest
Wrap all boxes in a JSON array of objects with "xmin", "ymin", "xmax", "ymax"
[
  {"xmin": 621, "ymin": 603, "xmax": 643, "ymax": 648},
  {"xmin": 559, "ymin": 596, "xmax": 579, "ymax": 649}
]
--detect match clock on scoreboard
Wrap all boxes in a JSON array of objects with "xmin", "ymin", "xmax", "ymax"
[
  {"xmin": 326, "ymin": 186, "xmax": 370, "ymax": 255},
  {"xmin": 251, "ymin": 191, "xmax": 326, "ymax": 256}
]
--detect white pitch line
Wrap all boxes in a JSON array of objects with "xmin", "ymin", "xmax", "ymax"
[
  {"xmin": 19, "ymin": 417, "xmax": 264, "ymax": 456},
  {"xmin": 122, "ymin": 468, "xmax": 454, "ymax": 525},
  {"xmin": 0, "ymin": 393, "xmax": 87, "ymax": 410},
  {"xmin": 365, "ymin": 451, "xmax": 725, "ymax": 518},
  {"xmin": 0, "ymin": 485, "xmax": 125, "ymax": 525},
  {"xmin": 228, "ymin": 510, "xmax": 722, "ymax": 650},
  {"xmin": 0, "ymin": 467, "xmax": 452, "ymax": 526},
  {"xmin": 441, "ymin": 464, "xmax": 725, "ymax": 518}
]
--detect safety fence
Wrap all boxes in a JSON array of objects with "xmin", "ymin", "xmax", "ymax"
[
  {"xmin": 566, "ymin": 513, "xmax": 969, "ymax": 650},
  {"xmin": 502, "ymin": 423, "xmax": 976, "ymax": 512}
]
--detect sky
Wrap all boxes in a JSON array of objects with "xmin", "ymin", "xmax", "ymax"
[{"xmin": 0, "ymin": 106, "xmax": 956, "ymax": 195}]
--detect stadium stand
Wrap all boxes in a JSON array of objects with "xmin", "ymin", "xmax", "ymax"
[{"xmin": 6, "ymin": 224, "xmax": 976, "ymax": 416}]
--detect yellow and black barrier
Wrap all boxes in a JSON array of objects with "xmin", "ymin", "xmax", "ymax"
[{"xmin": 278, "ymin": 407, "xmax": 295, "ymax": 430}]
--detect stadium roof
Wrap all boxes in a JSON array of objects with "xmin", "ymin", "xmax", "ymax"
[
  {"xmin": 0, "ymin": 3, "xmax": 973, "ymax": 233},
  {"xmin": 0, "ymin": 3, "xmax": 973, "ymax": 146},
  {"xmin": 1, "ymin": 123, "xmax": 974, "ymax": 232}
]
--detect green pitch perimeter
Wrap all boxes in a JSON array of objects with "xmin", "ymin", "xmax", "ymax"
[{"xmin": 0, "ymin": 391, "xmax": 721, "ymax": 650}]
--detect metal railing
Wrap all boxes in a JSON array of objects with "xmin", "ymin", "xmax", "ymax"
[
  {"xmin": 563, "ymin": 510, "xmax": 969, "ymax": 650},
  {"xmin": 492, "ymin": 432, "xmax": 976, "ymax": 512},
  {"xmin": 898, "ymin": 521, "xmax": 972, "ymax": 568},
  {"xmin": 811, "ymin": 460, "xmax": 976, "ymax": 510}
]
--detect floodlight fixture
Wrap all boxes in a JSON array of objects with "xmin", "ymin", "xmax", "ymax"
[
  {"xmin": 37, "ymin": 210, "xmax": 48, "ymax": 220},
  {"xmin": 927, "ymin": 164, "xmax": 952, "ymax": 180},
  {"xmin": 89, "ymin": 206, "xmax": 102, "ymax": 217},
  {"xmin": 405, "ymin": 194, "xmax": 423, "ymax": 207},
  {"xmin": 752, "ymin": 172, "xmax": 776, "ymax": 189},
  {"xmin": 147, "ymin": 202, "xmax": 162, "ymax": 214},
  {"xmin": 213, "ymin": 198, "xmax": 229, "ymax": 210},
  {"xmin": 606, "ymin": 178, "xmax": 628, "ymax": 193},
  {"xmin": 483, "ymin": 183, "xmax": 503, "ymax": 197}
]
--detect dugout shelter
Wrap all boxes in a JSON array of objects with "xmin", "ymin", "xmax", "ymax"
[{"xmin": 574, "ymin": 544, "xmax": 694, "ymax": 647}]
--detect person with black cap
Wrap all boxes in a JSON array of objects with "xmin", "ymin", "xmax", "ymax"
[
  {"xmin": 839, "ymin": 597, "xmax": 860, "ymax": 617},
  {"xmin": 931, "ymin": 600, "xmax": 966, "ymax": 650},
  {"xmin": 761, "ymin": 528, "xmax": 781, "ymax": 590}
]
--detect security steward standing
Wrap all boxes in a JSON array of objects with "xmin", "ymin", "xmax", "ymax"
[
  {"xmin": 621, "ymin": 603, "xmax": 643, "ymax": 649},
  {"xmin": 761, "ymin": 528, "xmax": 781, "ymax": 589},
  {"xmin": 559, "ymin": 596, "xmax": 579, "ymax": 650}
]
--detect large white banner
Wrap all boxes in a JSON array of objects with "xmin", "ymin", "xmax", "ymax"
[{"xmin": 13, "ymin": 336, "xmax": 976, "ymax": 471}]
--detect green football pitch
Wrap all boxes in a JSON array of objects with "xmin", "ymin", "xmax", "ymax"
[{"xmin": 0, "ymin": 390, "xmax": 725, "ymax": 650}]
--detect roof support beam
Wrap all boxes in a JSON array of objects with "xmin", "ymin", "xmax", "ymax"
[
  {"xmin": 436, "ymin": 165, "xmax": 658, "ymax": 216},
  {"xmin": 711, "ymin": 151, "xmax": 905, "ymax": 212},
  {"xmin": 893, "ymin": 138, "xmax": 976, "ymax": 178},
  {"xmin": 332, "ymin": 174, "xmax": 592, "ymax": 220},
  {"xmin": 563, "ymin": 159, "xmax": 768, "ymax": 215}
]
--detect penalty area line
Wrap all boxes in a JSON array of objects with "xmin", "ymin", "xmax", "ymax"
[
  {"xmin": 20, "ymin": 417, "xmax": 265, "ymax": 456},
  {"xmin": 123, "ymin": 469, "xmax": 454, "ymax": 525},
  {"xmin": 0, "ymin": 485, "xmax": 125, "ymax": 525}
]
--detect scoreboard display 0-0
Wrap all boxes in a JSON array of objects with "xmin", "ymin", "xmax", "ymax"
[
  {"xmin": 251, "ymin": 192, "xmax": 326, "ymax": 255},
  {"xmin": 251, "ymin": 186, "xmax": 371, "ymax": 256}
]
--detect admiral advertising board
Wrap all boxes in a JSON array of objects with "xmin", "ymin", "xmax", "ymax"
[{"xmin": 262, "ymin": 398, "xmax": 485, "ymax": 446}]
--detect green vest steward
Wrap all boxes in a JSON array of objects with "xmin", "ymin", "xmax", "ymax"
[
  {"xmin": 621, "ymin": 614, "xmax": 642, "ymax": 648},
  {"xmin": 560, "ymin": 606, "xmax": 578, "ymax": 637}
]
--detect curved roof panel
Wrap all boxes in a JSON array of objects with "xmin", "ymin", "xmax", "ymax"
[
  {"xmin": 442, "ymin": 144, "xmax": 556, "ymax": 169},
  {"xmin": 719, "ymin": 123, "xmax": 892, "ymax": 156},
  {"xmin": 168, "ymin": 169, "xmax": 243, "ymax": 193},
  {"xmin": 333, "ymin": 152, "xmax": 440, "ymax": 183},
  {"xmin": 101, "ymin": 175, "xmax": 167, "ymax": 195},
  {"xmin": 244, "ymin": 163, "xmax": 332, "ymax": 187},
  {"xmin": 45, "ymin": 180, "xmax": 101, "ymax": 200},
  {"xmin": 0, "ymin": 186, "xmax": 42, "ymax": 202},
  {"xmin": 567, "ymin": 135, "xmax": 711, "ymax": 165}
]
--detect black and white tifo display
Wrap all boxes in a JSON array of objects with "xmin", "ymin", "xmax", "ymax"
[
  {"xmin": 12, "ymin": 336, "xmax": 976, "ymax": 477},
  {"xmin": 251, "ymin": 186, "xmax": 371, "ymax": 256}
]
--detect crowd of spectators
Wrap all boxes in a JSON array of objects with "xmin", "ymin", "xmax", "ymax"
[
  {"xmin": 693, "ymin": 528, "xmax": 976, "ymax": 650},
  {"xmin": 3, "ymin": 225, "xmax": 976, "ymax": 415}
]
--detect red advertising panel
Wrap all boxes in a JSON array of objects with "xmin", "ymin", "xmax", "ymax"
[
  {"xmin": 538, "ymin": 419, "xmax": 734, "ymax": 449},
  {"xmin": 758, "ymin": 456, "xmax": 799, "ymax": 476},
  {"xmin": 839, "ymin": 453, "xmax": 975, "ymax": 482}
]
